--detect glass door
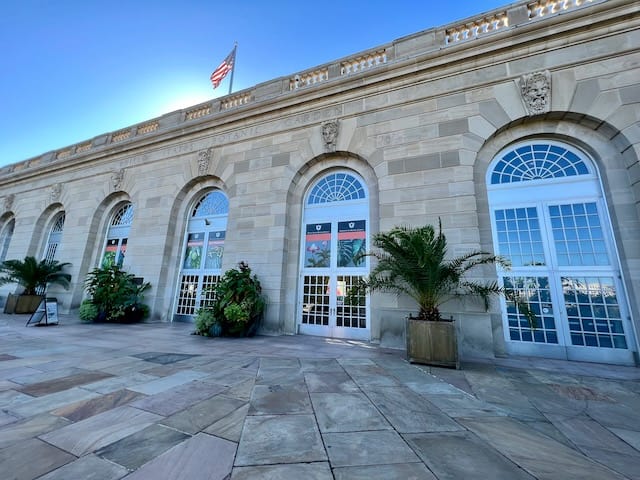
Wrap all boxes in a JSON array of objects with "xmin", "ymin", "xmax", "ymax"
[{"xmin": 299, "ymin": 219, "xmax": 368, "ymax": 339}]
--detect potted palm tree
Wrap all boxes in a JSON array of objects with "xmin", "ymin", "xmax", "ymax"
[
  {"xmin": 350, "ymin": 221, "xmax": 534, "ymax": 368},
  {"xmin": 0, "ymin": 256, "xmax": 71, "ymax": 314}
]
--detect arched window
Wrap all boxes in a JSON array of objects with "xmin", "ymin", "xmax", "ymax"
[
  {"xmin": 488, "ymin": 140, "xmax": 634, "ymax": 364},
  {"xmin": 299, "ymin": 171, "xmax": 370, "ymax": 340},
  {"xmin": 175, "ymin": 191, "xmax": 229, "ymax": 319},
  {"xmin": 0, "ymin": 218, "xmax": 15, "ymax": 262},
  {"xmin": 43, "ymin": 213, "xmax": 65, "ymax": 262},
  {"xmin": 101, "ymin": 203, "xmax": 134, "ymax": 268}
]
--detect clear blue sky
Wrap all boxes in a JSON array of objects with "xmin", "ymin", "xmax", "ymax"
[{"xmin": 1, "ymin": 0, "xmax": 507, "ymax": 168}]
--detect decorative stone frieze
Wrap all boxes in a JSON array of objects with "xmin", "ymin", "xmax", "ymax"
[
  {"xmin": 321, "ymin": 120, "xmax": 339, "ymax": 153},
  {"xmin": 111, "ymin": 169, "xmax": 125, "ymax": 191},
  {"xmin": 519, "ymin": 70, "xmax": 551, "ymax": 116},
  {"xmin": 198, "ymin": 148, "xmax": 213, "ymax": 176}
]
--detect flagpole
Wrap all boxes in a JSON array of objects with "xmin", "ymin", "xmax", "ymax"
[{"xmin": 228, "ymin": 42, "xmax": 237, "ymax": 95}]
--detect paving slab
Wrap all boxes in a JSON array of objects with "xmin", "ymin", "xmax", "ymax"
[
  {"xmin": 364, "ymin": 386, "xmax": 463, "ymax": 433},
  {"xmin": 249, "ymin": 383, "xmax": 312, "ymax": 415},
  {"xmin": 7, "ymin": 386, "xmax": 101, "ymax": 418},
  {"xmin": 0, "ymin": 437, "xmax": 76, "ymax": 480},
  {"xmin": 460, "ymin": 417, "xmax": 627, "ymax": 479},
  {"xmin": 37, "ymin": 454, "xmax": 128, "ymax": 480},
  {"xmin": 95, "ymin": 423, "xmax": 191, "ymax": 470},
  {"xmin": 323, "ymin": 430, "xmax": 420, "ymax": 467},
  {"xmin": 131, "ymin": 380, "xmax": 225, "ymax": 416},
  {"xmin": 235, "ymin": 414, "xmax": 326, "ymax": 466},
  {"xmin": 203, "ymin": 403, "xmax": 249, "ymax": 442},
  {"xmin": 232, "ymin": 462, "xmax": 334, "ymax": 479},
  {"xmin": 405, "ymin": 431, "xmax": 536, "ymax": 480},
  {"xmin": 304, "ymin": 371, "xmax": 361, "ymax": 393},
  {"xmin": 80, "ymin": 372, "xmax": 159, "ymax": 394},
  {"xmin": 160, "ymin": 394, "xmax": 246, "ymax": 434},
  {"xmin": 126, "ymin": 369, "xmax": 209, "ymax": 395},
  {"xmin": 310, "ymin": 392, "xmax": 392, "ymax": 432},
  {"xmin": 124, "ymin": 433, "xmax": 236, "ymax": 480},
  {"xmin": 52, "ymin": 388, "xmax": 144, "ymax": 422},
  {"xmin": 0, "ymin": 413, "xmax": 71, "ymax": 449},
  {"xmin": 40, "ymin": 405, "xmax": 162, "ymax": 456},
  {"xmin": 333, "ymin": 462, "xmax": 438, "ymax": 480}
]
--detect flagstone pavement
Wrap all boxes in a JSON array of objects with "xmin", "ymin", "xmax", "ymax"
[{"xmin": 1, "ymin": 313, "xmax": 639, "ymax": 479}]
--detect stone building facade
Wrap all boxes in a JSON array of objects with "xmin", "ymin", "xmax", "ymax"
[{"xmin": 1, "ymin": 0, "xmax": 639, "ymax": 365}]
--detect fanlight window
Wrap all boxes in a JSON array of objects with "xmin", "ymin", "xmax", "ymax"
[
  {"xmin": 307, "ymin": 172, "xmax": 366, "ymax": 205},
  {"xmin": 111, "ymin": 203, "xmax": 134, "ymax": 225},
  {"xmin": 491, "ymin": 143, "xmax": 590, "ymax": 184},
  {"xmin": 0, "ymin": 219, "xmax": 15, "ymax": 262},
  {"xmin": 192, "ymin": 191, "xmax": 229, "ymax": 217},
  {"xmin": 43, "ymin": 213, "xmax": 65, "ymax": 262}
]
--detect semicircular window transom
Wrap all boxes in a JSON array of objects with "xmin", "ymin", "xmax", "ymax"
[
  {"xmin": 111, "ymin": 203, "xmax": 134, "ymax": 226},
  {"xmin": 307, "ymin": 172, "xmax": 366, "ymax": 205},
  {"xmin": 52, "ymin": 213, "xmax": 65, "ymax": 233},
  {"xmin": 491, "ymin": 143, "xmax": 590, "ymax": 185},
  {"xmin": 192, "ymin": 191, "xmax": 229, "ymax": 217}
]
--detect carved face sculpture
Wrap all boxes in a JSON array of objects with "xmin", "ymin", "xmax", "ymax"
[
  {"xmin": 322, "ymin": 122, "xmax": 337, "ymax": 143},
  {"xmin": 522, "ymin": 73, "xmax": 550, "ymax": 114}
]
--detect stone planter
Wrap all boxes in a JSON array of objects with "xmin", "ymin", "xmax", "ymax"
[{"xmin": 406, "ymin": 317, "xmax": 459, "ymax": 369}]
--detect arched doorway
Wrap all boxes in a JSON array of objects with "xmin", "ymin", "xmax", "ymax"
[
  {"xmin": 174, "ymin": 190, "xmax": 228, "ymax": 321},
  {"xmin": 298, "ymin": 171, "xmax": 370, "ymax": 339},
  {"xmin": 487, "ymin": 140, "xmax": 635, "ymax": 364}
]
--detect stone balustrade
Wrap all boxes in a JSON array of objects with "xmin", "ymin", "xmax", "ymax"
[
  {"xmin": 137, "ymin": 121, "xmax": 159, "ymax": 135},
  {"xmin": 445, "ymin": 13, "xmax": 509, "ymax": 44},
  {"xmin": 56, "ymin": 148, "xmax": 74, "ymax": 160},
  {"xmin": 341, "ymin": 50, "xmax": 387, "ymax": 76},
  {"xmin": 528, "ymin": 0, "xmax": 594, "ymax": 19},
  {"xmin": 221, "ymin": 92, "xmax": 251, "ymax": 110},
  {"xmin": 289, "ymin": 68, "xmax": 330, "ymax": 91},
  {"xmin": 76, "ymin": 142, "xmax": 92, "ymax": 153},
  {"xmin": 185, "ymin": 105, "xmax": 211, "ymax": 121},
  {"xmin": 2, "ymin": 0, "xmax": 607, "ymax": 173},
  {"xmin": 111, "ymin": 129, "xmax": 132, "ymax": 143}
]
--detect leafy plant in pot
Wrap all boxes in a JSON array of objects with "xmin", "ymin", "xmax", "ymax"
[
  {"xmin": 0, "ymin": 256, "xmax": 71, "ymax": 314},
  {"xmin": 81, "ymin": 265, "xmax": 151, "ymax": 323},
  {"xmin": 197, "ymin": 261, "xmax": 265, "ymax": 337},
  {"xmin": 349, "ymin": 221, "xmax": 535, "ymax": 368}
]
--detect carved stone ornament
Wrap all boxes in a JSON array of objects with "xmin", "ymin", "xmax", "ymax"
[
  {"xmin": 49, "ymin": 183, "xmax": 62, "ymax": 203},
  {"xmin": 520, "ymin": 70, "xmax": 551, "ymax": 116},
  {"xmin": 111, "ymin": 169, "xmax": 125, "ymax": 191},
  {"xmin": 321, "ymin": 120, "xmax": 339, "ymax": 152},
  {"xmin": 3, "ymin": 194, "xmax": 14, "ymax": 212},
  {"xmin": 198, "ymin": 147, "xmax": 213, "ymax": 176}
]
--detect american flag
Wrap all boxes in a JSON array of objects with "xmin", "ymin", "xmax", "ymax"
[{"xmin": 210, "ymin": 47, "xmax": 236, "ymax": 89}]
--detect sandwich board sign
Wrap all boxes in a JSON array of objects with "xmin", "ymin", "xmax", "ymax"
[{"xmin": 26, "ymin": 298, "xmax": 59, "ymax": 326}]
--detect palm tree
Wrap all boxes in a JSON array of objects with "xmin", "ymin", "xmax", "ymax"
[
  {"xmin": 351, "ymin": 221, "xmax": 535, "ymax": 325},
  {"xmin": 0, "ymin": 256, "xmax": 71, "ymax": 295}
]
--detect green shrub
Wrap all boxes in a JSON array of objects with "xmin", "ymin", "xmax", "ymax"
[
  {"xmin": 210, "ymin": 261, "xmax": 265, "ymax": 336},
  {"xmin": 78, "ymin": 300, "xmax": 98, "ymax": 322},
  {"xmin": 194, "ymin": 308, "xmax": 218, "ymax": 336},
  {"xmin": 84, "ymin": 265, "xmax": 151, "ymax": 322}
]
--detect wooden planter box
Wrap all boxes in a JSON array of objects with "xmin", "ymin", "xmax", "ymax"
[
  {"xmin": 4, "ymin": 294, "xmax": 45, "ymax": 314},
  {"xmin": 406, "ymin": 317, "xmax": 459, "ymax": 369}
]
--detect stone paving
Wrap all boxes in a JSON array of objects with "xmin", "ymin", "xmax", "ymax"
[{"xmin": 1, "ymin": 313, "xmax": 639, "ymax": 479}]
